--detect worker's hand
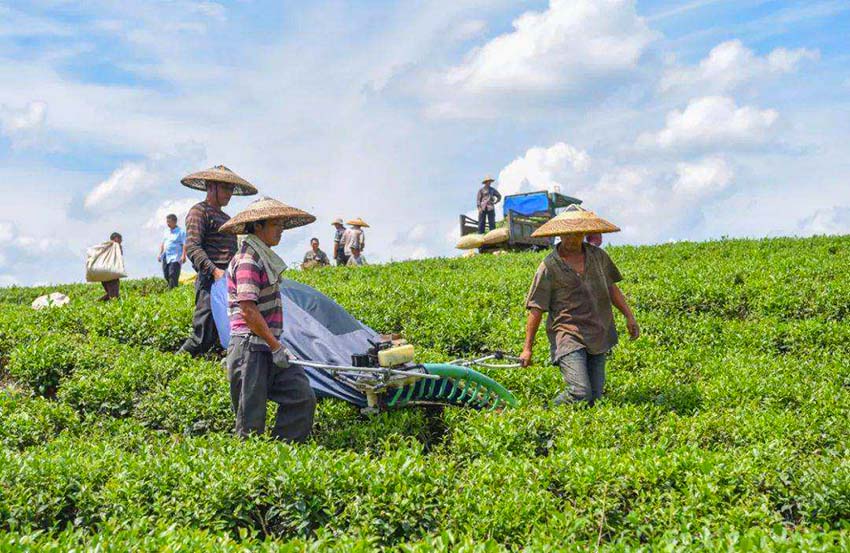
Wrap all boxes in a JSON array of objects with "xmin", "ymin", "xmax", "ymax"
[
  {"xmin": 212, "ymin": 268, "xmax": 225, "ymax": 281},
  {"xmin": 157, "ymin": 254, "xmax": 162, "ymax": 262},
  {"xmin": 271, "ymin": 345, "xmax": 290, "ymax": 369},
  {"xmin": 626, "ymin": 316, "xmax": 640, "ymax": 340},
  {"xmin": 181, "ymin": 254, "xmax": 187, "ymax": 264},
  {"xmin": 519, "ymin": 348, "xmax": 533, "ymax": 368}
]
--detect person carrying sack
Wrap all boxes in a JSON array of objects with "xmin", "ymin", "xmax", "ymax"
[
  {"xmin": 342, "ymin": 217, "xmax": 368, "ymax": 259},
  {"xmin": 178, "ymin": 166, "xmax": 258, "ymax": 356},
  {"xmin": 86, "ymin": 232, "xmax": 125, "ymax": 301},
  {"xmin": 220, "ymin": 196, "xmax": 318, "ymax": 442},
  {"xmin": 519, "ymin": 206, "xmax": 639, "ymax": 406}
]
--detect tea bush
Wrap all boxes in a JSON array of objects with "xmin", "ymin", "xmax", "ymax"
[{"xmin": 2, "ymin": 235, "xmax": 850, "ymax": 550}]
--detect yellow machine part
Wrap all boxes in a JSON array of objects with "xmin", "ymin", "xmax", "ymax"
[{"xmin": 378, "ymin": 344, "xmax": 415, "ymax": 367}]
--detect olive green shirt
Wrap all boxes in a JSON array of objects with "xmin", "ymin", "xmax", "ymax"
[{"xmin": 525, "ymin": 244, "xmax": 623, "ymax": 362}]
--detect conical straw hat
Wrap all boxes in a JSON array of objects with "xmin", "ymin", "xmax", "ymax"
[
  {"xmin": 220, "ymin": 196, "xmax": 316, "ymax": 235},
  {"xmin": 347, "ymin": 217, "xmax": 370, "ymax": 228},
  {"xmin": 181, "ymin": 165, "xmax": 258, "ymax": 196},
  {"xmin": 530, "ymin": 205, "xmax": 620, "ymax": 238},
  {"xmin": 482, "ymin": 175, "xmax": 495, "ymax": 184}
]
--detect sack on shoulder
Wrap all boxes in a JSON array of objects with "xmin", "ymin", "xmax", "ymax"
[{"xmin": 85, "ymin": 241, "xmax": 126, "ymax": 282}]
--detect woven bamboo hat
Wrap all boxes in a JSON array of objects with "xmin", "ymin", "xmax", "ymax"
[
  {"xmin": 220, "ymin": 196, "xmax": 316, "ymax": 235},
  {"xmin": 482, "ymin": 175, "xmax": 495, "ymax": 184},
  {"xmin": 530, "ymin": 205, "xmax": 620, "ymax": 238},
  {"xmin": 347, "ymin": 217, "xmax": 370, "ymax": 228},
  {"xmin": 180, "ymin": 165, "xmax": 258, "ymax": 196}
]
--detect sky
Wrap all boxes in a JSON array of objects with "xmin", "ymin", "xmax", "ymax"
[{"xmin": 0, "ymin": 0, "xmax": 848, "ymax": 286}]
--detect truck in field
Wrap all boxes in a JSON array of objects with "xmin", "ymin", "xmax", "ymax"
[{"xmin": 458, "ymin": 190, "xmax": 582, "ymax": 252}]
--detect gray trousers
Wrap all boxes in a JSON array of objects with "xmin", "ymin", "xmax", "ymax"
[
  {"xmin": 179, "ymin": 271, "xmax": 220, "ymax": 356},
  {"xmin": 554, "ymin": 349, "xmax": 607, "ymax": 406},
  {"xmin": 226, "ymin": 335, "xmax": 317, "ymax": 442}
]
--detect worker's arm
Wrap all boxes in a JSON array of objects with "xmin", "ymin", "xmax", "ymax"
[
  {"xmin": 493, "ymin": 188, "xmax": 502, "ymax": 204},
  {"xmin": 610, "ymin": 284, "xmax": 639, "ymax": 340},
  {"xmin": 157, "ymin": 241, "xmax": 164, "ymax": 261},
  {"xmin": 519, "ymin": 308, "xmax": 544, "ymax": 367},
  {"xmin": 239, "ymin": 300, "xmax": 282, "ymax": 351}
]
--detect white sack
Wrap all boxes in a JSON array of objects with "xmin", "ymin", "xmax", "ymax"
[{"xmin": 85, "ymin": 241, "xmax": 126, "ymax": 282}]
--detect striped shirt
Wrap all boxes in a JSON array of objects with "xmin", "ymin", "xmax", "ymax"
[
  {"xmin": 227, "ymin": 240, "xmax": 283, "ymax": 337},
  {"xmin": 185, "ymin": 201, "xmax": 237, "ymax": 276}
]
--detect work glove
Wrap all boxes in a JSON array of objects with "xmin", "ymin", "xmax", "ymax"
[{"xmin": 271, "ymin": 345, "xmax": 290, "ymax": 369}]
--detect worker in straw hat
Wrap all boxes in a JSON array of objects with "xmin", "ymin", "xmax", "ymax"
[
  {"xmin": 178, "ymin": 165, "xmax": 258, "ymax": 356},
  {"xmin": 331, "ymin": 217, "xmax": 347, "ymax": 266},
  {"xmin": 476, "ymin": 175, "xmax": 502, "ymax": 234},
  {"xmin": 520, "ymin": 205, "xmax": 639, "ymax": 407},
  {"xmin": 342, "ymin": 218, "xmax": 368, "ymax": 260},
  {"xmin": 220, "ymin": 196, "xmax": 318, "ymax": 442}
]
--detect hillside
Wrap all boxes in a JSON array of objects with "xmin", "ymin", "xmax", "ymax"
[{"xmin": 1, "ymin": 236, "xmax": 850, "ymax": 551}]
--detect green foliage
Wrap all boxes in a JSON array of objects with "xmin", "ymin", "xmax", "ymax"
[{"xmin": 2, "ymin": 235, "xmax": 850, "ymax": 550}]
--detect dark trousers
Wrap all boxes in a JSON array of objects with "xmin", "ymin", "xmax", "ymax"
[
  {"xmin": 227, "ymin": 335, "xmax": 316, "ymax": 442},
  {"xmin": 478, "ymin": 209, "xmax": 496, "ymax": 233},
  {"xmin": 98, "ymin": 279, "xmax": 120, "ymax": 301},
  {"xmin": 162, "ymin": 260, "xmax": 181, "ymax": 289},
  {"xmin": 336, "ymin": 253, "xmax": 349, "ymax": 267},
  {"xmin": 179, "ymin": 271, "xmax": 220, "ymax": 356}
]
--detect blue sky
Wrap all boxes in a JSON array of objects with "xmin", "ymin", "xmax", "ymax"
[{"xmin": 0, "ymin": 0, "xmax": 848, "ymax": 286}]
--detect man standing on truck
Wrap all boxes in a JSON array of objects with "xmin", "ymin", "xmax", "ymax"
[
  {"xmin": 178, "ymin": 165, "xmax": 258, "ymax": 357},
  {"xmin": 477, "ymin": 175, "xmax": 502, "ymax": 233},
  {"xmin": 519, "ymin": 206, "xmax": 639, "ymax": 406}
]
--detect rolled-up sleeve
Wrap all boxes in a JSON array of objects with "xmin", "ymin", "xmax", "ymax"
[
  {"xmin": 600, "ymin": 250, "xmax": 623, "ymax": 286},
  {"xmin": 525, "ymin": 264, "xmax": 552, "ymax": 312}
]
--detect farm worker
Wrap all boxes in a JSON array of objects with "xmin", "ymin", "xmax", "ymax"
[
  {"xmin": 477, "ymin": 175, "xmax": 502, "ymax": 234},
  {"xmin": 178, "ymin": 166, "xmax": 258, "ymax": 356},
  {"xmin": 331, "ymin": 218, "xmax": 348, "ymax": 266},
  {"xmin": 157, "ymin": 213, "xmax": 187, "ymax": 289},
  {"xmin": 98, "ymin": 232, "xmax": 123, "ymax": 301},
  {"xmin": 342, "ymin": 218, "xmax": 368, "ymax": 259},
  {"xmin": 519, "ymin": 206, "xmax": 639, "ymax": 406},
  {"xmin": 220, "ymin": 196, "xmax": 317, "ymax": 441},
  {"xmin": 346, "ymin": 244, "xmax": 367, "ymax": 266},
  {"xmin": 302, "ymin": 237, "xmax": 330, "ymax": 269}
]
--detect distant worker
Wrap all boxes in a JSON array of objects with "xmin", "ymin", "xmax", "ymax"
[
  {"xmin": 477, "ymin": 175, "xmax": 502, "ymax": 233},
  {"xmin": 98, "ymin": 232, "xmax": 123, "ymax": 301},
  {"xmin": 302, "ymin": 237, "xmax": 330, "ymax": 269},
  {"xmin": 585, "ymin": 233, "xmax": 603, "ymax": 247},
  {"xmin": 220, "ymin": 196, "xmax": 317, "ymax": 442},
  {"xmin": 178, "ymin": 165, "xmax": 258, "ymax": 356},
  {"xmin": 347, "ymin": 244, "xmax": 367, "ymax": 266},
  {"xmin": 519, "ymin": 206, "xmax": 639, "ymax": 407},
  {"xmin": 342, "ymin": 218, "xmax": 368, "ymax": 260},
  {"xmin": 157, "ymin": 213, "xmax": 187, "ymax": 289},
  {"xmin": 331, "ymin": 218, "xmax": 347, "ymax": 266}
]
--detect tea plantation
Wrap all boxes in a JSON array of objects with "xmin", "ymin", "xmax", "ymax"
[{"xmin": 1, "ymin": 236, "xmax": 850, "ymax": 551}]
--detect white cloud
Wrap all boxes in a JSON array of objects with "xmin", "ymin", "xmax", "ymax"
[
  {"xmin": 0, "ymin": 100, "xmax": 48, "ymax": 148},
  {"xmin": 673, "ymin": 157, "xmax": 733, "ymax": 196},
  {"xmin": 661, "ymin": 40, "xmax": 819, "ymax": 93},
  {"xmin": 428, "ymin": 0, "xmax": 657, "ymax": 117},
  {"xmin": 639, "ymin": 96, "xmax": 778, "ymax": 150},
  {"xmin": 798, "ymin": 207, "xmax": 850, "ymax": 236},
  {"xmin": 0, "ymin": 221, "xmax": 15, "ymax": 244},
  {"xmin": 84, "ymin": 162, "xmax": 154, "ymax": 211},
  {"xmin": 496, "ymin": 142, "xmax": 591, "ymax": 197},
  {"xmin": 144, "ymin": 198, "xmax": 199, "ymax": 230}
]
